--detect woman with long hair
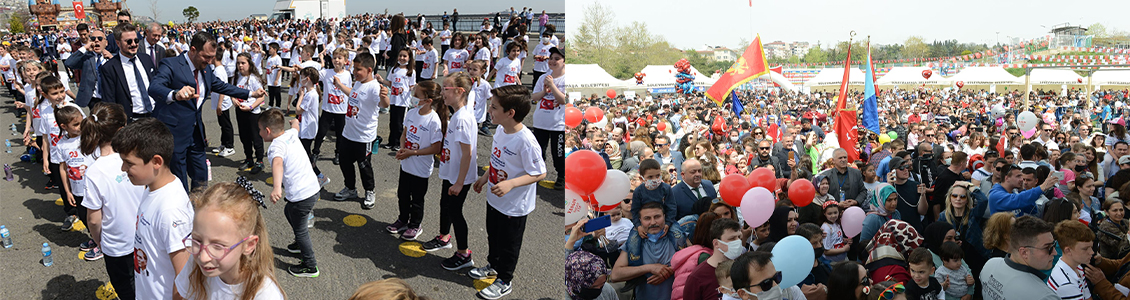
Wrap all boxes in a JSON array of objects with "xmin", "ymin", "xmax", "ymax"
[
  {"xmin": 828, "ymin": 261, "xmax": 870, "ymax": 300},
  {"xmin": 1065, "ymin": 173, "xmax": 1102, "ymax": 223}
]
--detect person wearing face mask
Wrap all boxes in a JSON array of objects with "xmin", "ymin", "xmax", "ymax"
[
  {"xmin": 751, "ymin": 139, "xmax": 784, "ymax": 178},
  {"xmin": 611, "ymin": 202, "xmax": 685, "ymax": 300},
  {"xmin": 797, "ymin": 223, "xmax": 831, "ymax": 300},
  {"xmin": 682, "ymin": 218, "xmax": 744, "ymax": 300},
  {"xmin": 631, "ymin": 159, "xmax": 678, "ymax": 227},
  {"xmin": 565, "ymin": 250, "xmax": 620, "ymax": 300},
  {"xmin": 728, "ymin": 251, "xmax": 785, "ymax": 300}
]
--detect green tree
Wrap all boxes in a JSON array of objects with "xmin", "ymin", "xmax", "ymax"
[
  {"xmin": 804, "ymin": 45, "xmax": 827, "ymax": 63},
  {"xmin": 902, "ymin": 36, "xmax": 929, "ymax": 59},
  {"xmin": 1086, "ymin": 23, "xmax": 1108, "ymax": 38},
  {"xmin": 182, "ymin": 6, "xmax": 199, "ymax": 24},
  {"xmin": 6, "ymin": 10, "xmax": 27, "ymax": 34},
  {"xmin": 569, "ymin": 3, "xmax": 683, "ymax": 79}
]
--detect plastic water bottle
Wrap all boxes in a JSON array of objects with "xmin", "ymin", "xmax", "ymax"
[
  {"xmin": 206, "ymin": 159, "xmax": 212, "ymax": 181},
  {"xmin": 4, "ymin": 164, "xmax": 12, "ymax": 181},
  {"xmin": 10, "ymin": 124, "xmax": 17, "ymax": 136},
  {"xmin": 5, "ymin": 139, "xmax": 11, "ymax": 153},
  {"xmin": 41, "ymin": 243, "xmax": 53, "ymax": 266},
  {"xmin": 1, "ymin": 225, "xmax": 11, "ymax": 248}
]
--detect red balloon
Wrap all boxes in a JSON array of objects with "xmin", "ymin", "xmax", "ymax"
[
  {"xmin": 595, "ymin": 203, "xmax": 620, "ymax": 212},
  {"xmin": 956, "ymin": 81, "xmax": 965, "ymax": 88},
  {"xmin": 719, "ymin": 174, "xmax": 751, "ymax": 207},
  {"xmin": 788, "ymin": 179, "xmax": 816, "ymax": 207},
  {"xmin": 564, "ymin": 107, "xmax": 583, "ymax": 128},
  {"xmin": 747, "ymin": 168, "xmax": 776, "ymax": 192},
  {"xmin": 565, "ymin": 150, "xmax": 608, "ymax": 195},
  {"xmin": 921, "ymin": 70, "xmax": 932, "ymax": 80},
  {"xmin": 584, "ymin": 107, "xmax": 605, "ymax": 123},
  {"xmin": 1077, "ymin": 78, "xmax": 1083, "ymax": 83},
  {"xmin": 657, "ymin": 122, "xmax": 667, "ymax": 131},
  {"xmin": 606, "ymin": 89, "xmax": 617, "ymax": 99}
]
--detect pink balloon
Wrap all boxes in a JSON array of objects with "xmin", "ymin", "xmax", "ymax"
[
  {"xmin": 1022, "ymin": 127, "xmax": 1038, "ymax": 139},
  {"xmin": 841, "ymin": 206, "xmax": 866, "ymax": 238},
  {"xmin": 740, "ymin": 187, "xmax": 775, "ymax": 228}
]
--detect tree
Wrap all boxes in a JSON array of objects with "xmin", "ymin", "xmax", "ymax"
[
  {"xmin": 1086, "ymin": 23, "xmax": 1109, "ymax": 39},
  {"xmin": 149, "ymin": 0, "xmax": 162, "ymax": 22},
  {"xmin": 6, "ymin": 10, "xmax": 28, "ymax": 34},
  {"xmin": 804, "ymin": 45, "xmax": 827, "ymax": 63},
  {"xmin": 569, "ymin": 3, "xmax": 683, "ymax": 79},
  {"xmin": 902, "ymin": 36, "xmax": 929, "ymax": 59},
  {"xmin": 182, "ymin": 6, "xmax": 199, "ymax": 24}
]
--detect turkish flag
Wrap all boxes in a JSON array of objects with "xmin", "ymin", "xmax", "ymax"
[
  {"xmin": 834, "ymin": 112, "xmax": 860, "ymax": 163},
  {"xmin": 73, "ymin": 1, "xmax": 85, "ymax": 19}
]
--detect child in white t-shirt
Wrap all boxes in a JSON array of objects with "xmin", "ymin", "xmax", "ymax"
[
  {"xmin": 467, "ymin": 60, "xmax": 492, "ymax": 136},
  {"xmin": 233, "ymin": 53, "xmax": 268, "ymax": 174},
  {"xmin": 332, "ymin": 54, "xmax": 389, "ymax": 210},
  {"xmin": 211, "ymin": 51, "xmax": 236, "ymax": 157},
  {"xmin": 115, "ymin": 118, "xmax": 194, "ymax": 300},
  {"xmin": 54, "ymin": 105, "xmax": 89, "ymax": 230},
  {"xmin": 469, "ymin": 85, "xmax": 547, "ymax": 298},
  {"xmin": 376, "ymin": 48, "xmax": 417, "ymax": 153},
  {"xmin": 489, "ymin": 42, "xmax": 523, "ymax": 88},
  {"xmin": 259, "ymin": 109, "xmax": 322, "ymax": 277},
  {"xmin": 443, "ymin": 34, "xmax": 469, "ymax": 76},
  {"xmin": 294, "ymin": 66, "xmax": 326, "ymax": 183},
  {"xmin": 81, "ymin": 104, "xmax": 147, "ymax": 299},
  {"xmin": 420, "ymin": 73, "xmax": 479, "ymax": 272},
  {"xmin": 174, "ymin": 182, "xmax": 285, "ymax": 299},
  {"xmin": 419, "ymin": 38, "xmax": 439, "ymax": 82},
  {"xmin": 387, "ymin": 81, "xmax": 446, "ymax": 241},
  {"xmin": 265, "ymin": 43, "xmax": 284, "ymax": 110}
]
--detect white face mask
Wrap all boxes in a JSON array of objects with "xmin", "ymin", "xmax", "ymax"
[
  {"xmin": 645, "ymin": 179, "xmax": 662, "ymax": 190},
  {"xmin": 731, "ymin": 137, "xmax": 740, "ymax": 142},
  {"xmin": 719, "ymin": 239, "xmax": 745, "ymax": 260}
]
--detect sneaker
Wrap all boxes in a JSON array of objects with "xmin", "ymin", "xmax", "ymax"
[
  {"xmin": 61, "ymin": 215, "xmax": 76, "ymax": 231},
  {"xmin": 218, "ymin": 148, "xmax": 236, "ymax": 157},
  {"xmin": 211, "ymin": 146, "xmax": 222, "ymax": 153},
  {"xmin": 83, "ymin": 246, "xmax": 104, "ymax": 261},
  {"xmin": 468, "ymin": 264, "xmax": 498, "ymax": 280},
  {"xmin": 379, "ymin": 107, "xmax": 389, "ymax": 114},
  {"xmin": 477, "ymin": 279, "xmax": 512, "ymax": 299},
  {"xmin": 250, "ymin": 162, "xmax": 264, "ymax": 174},
  {"xmin": 361, "ymin": 191, "xmax": 376, "ymax": 210},
  {"xmin": 238, "ymin": 160, "xmax": 254, "ymax": 170},
  {"xmin": 552, "ymin": 180, "xmax": 564, "ymax": 191},
  {"xmin": 307, "ymin": 213, "xmax": 315, "ymax": 228},
  {"xmin": 441, "ymin": 252, "xmax": 474, "ymax": 270},
  {"xmin": 401, "ymin": 227, "xmax": 421, "ymax": 241},
  {"xmin": 379, "ymin": 143, "xmax": 393, "ymax": 149},
  {"xmin": 386, "ymin": 220, "xmax": 407, "ymax": 234},
  {"xmin": 287, "ymin": 262, "xmax": 319, "ymax": 277},
  {"xmin": 317, "ymin": 173, "xmax": 330, "ymax": 187},
  {"xmin": 332, "ymin": 155, "xmax": 340, "ymax": 165},
  {"xmin": 389, "ymin": 145, "xmax": 401, "ymax": 152},
  {"xmin": 478, "ymin": 126, "xmax": 491, "ymax": 136},
  {"xmin": 334, "ymin": 188, "xmax": 358, "ymax": 201},
  {"xmin": 286, "ymin": 242, "xmax": 301, "ymax": 254},
  {"xmin": 421, "ymin": 236, "xmax": 452, "ymax": 252},
  {"xmin": 79, "ymin": 239, "xmax": 97, "ymax": 251}
]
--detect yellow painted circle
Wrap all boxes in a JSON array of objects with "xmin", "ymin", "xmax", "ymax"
[
  {"xmin": 79, "ymin": 250, "xmax": 87, "ymax": 260},
  {"xmin": 55, "ymin": 198, "xmax": 64, "ymax": 206},
  {"xmin": 473, "ymin": 278, "xmax": 496, "ymax": 291},
  {"xmin": 266, "ymin": 177, "xmax": 273, "ymax": 185},
  {"xmin": 481, "ymin": 166, "xmax": 490, "ymax": 172},
  {"xmin": 343, "ymin": 215, "xmax": 367, "ymax": 227},
  {"xmin": 72, "ymin": 220, "xmax": 86, "ymax": 231},
  {"xmin": 537, "ymin": 180, "xmax": 556, "ymax": 189},
  {"xmin": 398, "ymin": 241, "xmax": 426, "ymax": 258},
  {"xmin": 96, "ymin": 282, "xmax": 118, "ymax": 300}
]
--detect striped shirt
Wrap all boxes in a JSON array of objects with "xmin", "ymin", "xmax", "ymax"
[{"xmin": 1047, "ymin": 259, "xmax": 1090, "ymax": 300}]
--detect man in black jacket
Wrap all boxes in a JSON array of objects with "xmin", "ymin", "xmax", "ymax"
[{"xmin": 100, "ymin": 23, "xmax": 156, "ymax": 121}]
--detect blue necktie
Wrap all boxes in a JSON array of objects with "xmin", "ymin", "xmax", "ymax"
[{"xmin": 132, "ymin": 57, "xmax": 151, "ymax": 112}]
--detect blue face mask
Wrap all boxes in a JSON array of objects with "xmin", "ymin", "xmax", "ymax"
[{"xmin": 647, "ymin": 232, "xmax": 662, "ymax": 243}]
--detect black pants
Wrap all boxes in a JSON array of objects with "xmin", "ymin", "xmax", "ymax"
[
  {"xmin": 63, "ymin": 194, "xmax": 86, "ymax": 223},
  {"xmin": 284, "ymin": 194, "xmax": 318, "ymax": 266},
  {"xmin": 104, "ymin": 254, "xmax": 135, "ymax": 300},
  {"xmin": 313, "ymin": 111, "xmax": 345, "ymax": 157},
  {"xmin": 299, "ymin": 138, "xmax": 321, "ymax": 175},
  {"xmin": 324, "ymin": 54, "xmax": 334, "ymax": 70},
  {"xmin": 337, "ymin": 138, "xmax": 374, "ymax": 191},
  {"xmin": 397, "ymin": 168, "xmax": 429, "ymax": 228},
  {"xmin": 268, "ymin": 86, "xmax": 282, "ymax": 107},
  {"xmin": 234, "ymin": 109, "xmax": 264, "ymax": 162},
  {"xmin": 532, "ymin": 71, "xmax": 546, "ymax": 87},
  {"xmin": 415, "ymin": 63, "xmax": 424, "ymax": 83},
  {"xmin": 387, "ymin": 105, "xmax": 407, "ymax": 146},
  {"xmin": 486, "ymin": 205, "xmax": 527, "ymax": 283},
  {"xmin": 376, "ymin": 51, "xmax": 385, "ymax": 69},
  {"xmin": 441, "ymin": 45, "xmax": 450, "ymax": 62},
  {"xmin": 217, "ymin": 109, "xmax": 234, "ymax": 149},
  {"xmin": 439, "ymin": 180, "xmax": 471, "ymax": 250},
  {"xmin": 532, "ymin": 128, "xmax": 565, "ymax": 182}
]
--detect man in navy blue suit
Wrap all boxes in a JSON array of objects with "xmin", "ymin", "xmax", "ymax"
[
  {"xmin": 670, "ymin": 159, "xmax": 718, "ymax": 220},
  {"xmin": 149, "ymin": 32, "xmax": 265, "ymax": 190}
]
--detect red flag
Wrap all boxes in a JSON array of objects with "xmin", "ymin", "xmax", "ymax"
[
  {"xmin": 834, "ymin": 41, "xmax": 859, "ymax": 163},
  {"xmin": 72, "ymin": 1, "xmax": 85, "ymax": 19},
  {"xmin": 996, "ymin": 135, "xmax": 1007, "ymax": 155},
  {"xmin": 767, "ymin": 121, "xmax": 781, "ymax": 143},
  {"xmin": 706, "ymin": 35, "xmax": 771, "ymax": 105}
]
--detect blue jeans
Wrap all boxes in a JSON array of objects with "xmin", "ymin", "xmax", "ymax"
[{"xmin": 284, "ymin": 194, "xmax": 319, "ymax": 266}]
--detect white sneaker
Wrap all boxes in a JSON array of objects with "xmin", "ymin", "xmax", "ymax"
[
  {"xmin": 362, "ymin": 191, "xmax": 376, "ymax": 210},
  {"xmin": 218, "ymin": 148, "xmax": 235, "ymax": 157},
  {"xmin": 334, "ymin": 188, "xmax": 357, "ymax": 201}
]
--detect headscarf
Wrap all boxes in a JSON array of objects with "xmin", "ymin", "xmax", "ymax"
[
  {"xmin": 565, "ymin": 251, "xmax": 610, "ymax": 299},
  {"xmin": 767, "ymin": 206, "xmax": 794, "ymax": 243},
  {"xmin": 866, "ymin": 184, "xmax": 897, "ymax": 216},
  {"xmin": 606, "ymin": 141, "xmax": 622, "ymax": 164},
  {"xmin": 924, "ymin": 222, "xmax": 955, "ymax": 255},
  {"xmin": 867, "ymin": 219, "xmax": 924, "ymax": 261}
]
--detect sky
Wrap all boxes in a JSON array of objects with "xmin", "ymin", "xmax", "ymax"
[
  {"xmin": 137, "ymin": 0, "xmax": 563, "ymax": 23},
  {"xmin": 566, "ymin": 0, "xmax": 1130, "ymax": 50}
]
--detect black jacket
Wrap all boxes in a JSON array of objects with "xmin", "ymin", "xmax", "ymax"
[{"xmin": 100, "ymin": 52, "xmax": 156, "ymax": 119}]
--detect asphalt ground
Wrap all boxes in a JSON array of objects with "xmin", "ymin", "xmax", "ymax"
[{"xmin": 0, "ymin": 37, "xmax": 565, "ymax": 300}]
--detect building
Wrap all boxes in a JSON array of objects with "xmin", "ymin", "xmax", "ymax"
[
  {"xmin": 765, "ymin": 40, "xmax": 788, "ymax": 58},
  {"xmin": 713, "ymin": 47, "xmax": 737, "ymax": 62},
  {"xmin": 789, "ymin": 41, "xmax": 811, "ymax": 57},
  {"xmin": 1048, "ymin": 23, "xmax": 1092, "ymax": 48}
]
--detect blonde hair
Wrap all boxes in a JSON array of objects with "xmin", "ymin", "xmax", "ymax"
[
  {"xmin": 982, "ymin": 212, "xmax": 1015, "ymax": 252},
  {"xmin": 187, "ymin": 182, "xmax": 284, "ymax": 300},
  {"xmin": 444, "ymin": 71, "xmax": 474, "ymax": 105},
  {"xmin": 347, "ymin": 278, "xmax": 429, "ymax": 300},
  {"xmin": 942, "ymin": 182, "xmax": 974, "ymax": 227}
]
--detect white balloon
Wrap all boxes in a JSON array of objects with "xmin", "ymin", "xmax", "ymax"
[
  {"xmin": 591, "ymin": 170, "xmax": 630, "ymax": 206},
  {"xmin": 565, "ymin": 190, "xmax": 591, "ymax": 225},
  {"xmin": 1017, "ymin": 111, "xmax": 1038, "ymax": 132}
]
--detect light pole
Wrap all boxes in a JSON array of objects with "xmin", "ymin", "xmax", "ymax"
[{"xmin": 996, "ymin": 32, "xmax": 1000, "ymax": 47}]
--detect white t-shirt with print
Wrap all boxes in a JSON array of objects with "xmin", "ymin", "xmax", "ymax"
[
  {"xmin": 265, "ymin": 55, "xmax": 283, "ymax": 86},
  {"xmin": 298, "ymin": 88, "xmax": 319, "ymax": 139},
  {"xmin": 82, "ymin": 153, "xmax": 147, "ymax": 257},
  {"xmin": 387, "ymin": 67, "xmax": 416, "ymax": 107},
  {"xmin": 234, "ymin": 75, "xmax": 265, "ymax": 114},
  {"xmin": 486, "ymin": 126, "xmax": 546, "ymax": 217},
  {"xmin": 174, "ymin": 258, "xmax": 285, "ymax": 300},
  {"xmin": 133, "ymin": 180, "xmax": 195, "ymax": 300},
  {"xmin": 475, "ymin": 47, "xmax": 492, "ymax": 61},
  {"xmin": 493, "ymin": 56, "xmax": 522, "ymax": 87},
  {"xmin": 56, "ymin": 134, "xmax": 95, "ymax": 197},
  {"xmin": 420, "ymin": 48, "xmax": 439, "ymax": 79},
  {"xmin": 400, "ymin": 107, "xmax": 443, "ymax": 178},
  {"xmin": 440, "ymin": 30, "xmax": 452, "ymax": 46},
  {"xmin": 531, "ymin": 72, "xmax": 569, "ymax": 131},
  {"xmin": 342, "ymin": 80, "xmax": 383, "ymax": 143},
  {"xmin": 439, "ymin": 106, "xmax": 479, "ymax": 185},
  {"xmin": 321, "ymin": 68, "xmax": 351, "ymax": 114},
  {"xmin": 444, "ymin": 49, "xmax": 469, "ymax": 74},
  {"xmin": 211, "ymin": 67, "xmax": 233, "ymax": 111},
  {"xmin": 46, "ymin": 102, "xmax": 82, "ymax": 162},
  {"xmin": 268, "ymin": 129, "xmax": 320, "ymax": 201},
  {"xmin": 471, "ymin": 79, "xmax": 492, "ymax": 123}
]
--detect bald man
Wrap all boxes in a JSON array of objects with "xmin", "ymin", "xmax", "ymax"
[
  {"xmin": 671, "ymin": 159, "xmax": 717, "ymax": 221},
  {"xmin": 818, "ymin": 148, "xmax": 867, "ymax": 206}
]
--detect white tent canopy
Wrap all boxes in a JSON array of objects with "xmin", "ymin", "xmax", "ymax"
[
  {"xmin": 1029, "ymin": 69, "xmax": 1083, "ymax": 85},
  {"xmin": 564, "ymin": 64, "xmax": 627, "ymax": 89},
  {"xmin": 875, "ymin": 66, "xmax": 951, "ymax": 86},
  {"xmin": 1092, "ymin": 69, "xmax": 1130, "ymax": 85},
  {"xmin": 625, "ymin": 65, "xmax": 717, "ymax": 88},
  {"xmin": 807, "ymin": 68, "xmax": 866, "ymax": 86},
  {"xmin": 946, "ymin": 67, "xmax": 1023, "ymax": 85},
  {"xmin": 759, "ymin": 72, "xmax": 800, "ymax": 92}
]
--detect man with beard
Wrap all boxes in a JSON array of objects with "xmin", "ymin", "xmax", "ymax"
[
  {"xmin": 750, "ymin": 139, "xmax": 783, "ymax": 177},
  {"xmin": 611, "ymin": 202, "xmax": 685, "ymax": 300}
]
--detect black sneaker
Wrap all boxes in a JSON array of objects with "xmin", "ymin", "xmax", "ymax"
[
  {"xmin": 389, "ymin": 145, "xmax": 401, "ymax": 152},
  {"xmin": 287, "ymin": 262, "xmax": 319, "ymax": 277},
  {"xmin": 441, "ymin": 252, "xmax": 474, "ymax": 270},
  {"xmin": 250, "ymin": 162, "xmax": 264, "ymax": 174},
  {"xmin": 421, "ymin": 235, "xmax": 452, "ymax": 252},
  {"xmin": 332, "ymin": 154, "xmax": 340, "ymax": 165},
  {"xmin": 286, "ymin": 242, "xmax": 301, "ymax": 254},
  {"xmin": 478, "ymin": 126, "xmax": 491, "ymax": 136},
  {"xmin": 238, "ymin": 160, "xmax": 254, "ymax": 170},
  {"xmin": 60, "ymin": 215, "xmax": 76, "ymax": 231},
  {"xmin": 552, "ymin": 180, "xmax": 565, "ymax": 191}
]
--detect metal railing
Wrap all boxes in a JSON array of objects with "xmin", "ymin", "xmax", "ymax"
[{"xmin": 417, "ymin": 13, "xmax": 565, "ymax": 34}]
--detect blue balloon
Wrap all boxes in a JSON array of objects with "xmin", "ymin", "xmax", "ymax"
[{"xmin": 770, "ymin": 235, "xmax": 816, "ymax": 288}]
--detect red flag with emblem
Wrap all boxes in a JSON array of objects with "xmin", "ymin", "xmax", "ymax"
[
  {"xmin": 72, "ymin": 2, "xmax": 85, "ymax": 19},
  {"xmin": 834, "ymin": 41, "xmax": 859, "ymax": 163},
  {"xmin": 706, "ymin": 35, "xmax": 770, "ymax": 105}
]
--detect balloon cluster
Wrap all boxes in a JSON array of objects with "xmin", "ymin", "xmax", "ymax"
[
  {"xmin": 563, "ymin": 106, "xmax": 605, "ymax": 128},
  {"xmin": 634, "ymin": 72, "xmax": 646, "ymax": 85},
  {"xmin": 674, "ymin": 59, "xmax": 695, "ymax": 95},
  {"xmin": 564, "ymin": 151, "xmax": 630, "ymax": 224}
]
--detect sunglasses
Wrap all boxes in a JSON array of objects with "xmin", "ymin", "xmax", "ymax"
[
  {"xmin": 655, "ymin": 143, "xmax": 668, "ymax": 147},
  {"xmin": 760, "ymin": 147, "xmax": 771, "ymax": 150},
  {"xmin": 90, "ymin": 36, "xmax": 105, "ymax": 41},
  {"xmin": 744, "ymin": 271, "xmax": 783, "ymax": 292},
  {"xmin": 925, "ymin": 134, "xmax": 935, "ymax": 137},
  {"xmin": 950, "ymin": 193, "xmax": 967, "ymax": 199},
  {"xmin": 122, "ymin": 38, "xmax": 139, "ymax": 45},
  {"xmin": 1022, "ymin": 242, "xmax": 1057, "ymax": 255}
]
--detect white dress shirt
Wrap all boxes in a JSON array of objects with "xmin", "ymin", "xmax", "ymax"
[
  {"xmin": 164, "ymin": 54, "xmax": 206, "ymax": 109},
  {"xmin": 120, "ymin": 54, "xmax": 154, "ymax": 114}
]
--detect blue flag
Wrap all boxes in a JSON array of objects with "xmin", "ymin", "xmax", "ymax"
[
  {"xmin": 861, "ymin": 43, "xmax": 880, "ymax": 134},
  {"xmin": 731, "ymin": 90, "xmax": 744, "ymax": 115}
]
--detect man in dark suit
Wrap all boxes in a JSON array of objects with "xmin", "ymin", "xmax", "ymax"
[
  {"xmin": 149, "ymin": 32, "xmax": 265, "ymax": 190},
  {"xmin": 100, "ymin": 23, "xmax": 156, "ymax": 121},
  {"xmin": 70, "ymin": 23, "xmax": 89, "ymax": 82},
  {"xmin": 64, "ymin": 29, "xmax": 111, "ymax": 107},
  {"xmin": 141, "ymin": 23, "xmax": 167, "ymax": 69},
  {"xmin": 105, "ymin": 10, "xmax": 133, "ymax": 54},
  {"xmin": 773, "ymin": 131, "xmax": 805, "ymax": 179},
  {"xmin": 670, "ymin": 159, "xmax": 718, "ymax": 221}
]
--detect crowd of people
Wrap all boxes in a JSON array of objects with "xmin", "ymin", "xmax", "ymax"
[
  {"xmin": 2, "ymin": 7, "xmax": 564, "ymax": 300},
  {"xmin": 563, "ymin": 84, "xmax": 1130, "ymax": 300}
]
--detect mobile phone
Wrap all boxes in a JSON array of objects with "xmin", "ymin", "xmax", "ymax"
[
  {"xmin": 1052, "ymin": 171, "xmax": 1065, "ymax": 181},
  {"xmin": 788, "ymin": 151, "xmax": 795, "ymax": 161},
  {"xmin": 584, "ymin": 215, "xmax": 612, "ymax": 233}
]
